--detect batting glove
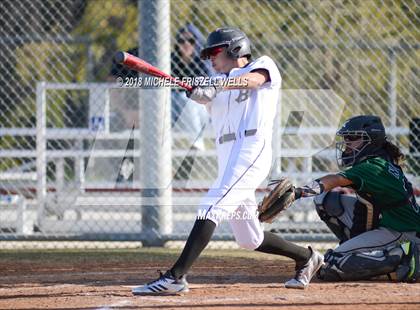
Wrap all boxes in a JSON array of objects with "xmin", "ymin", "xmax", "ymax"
[{"xmin": 187, "ymin": 84, "xmax": 222, "ymax": 102}]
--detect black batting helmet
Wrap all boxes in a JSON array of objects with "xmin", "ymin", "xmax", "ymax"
[
  {"xmin": 336, "ymin": 115, "xmax": 387, "ymax": 168},
  {"xmin": 200, "ymin": 27, "xmax": 251, "ymax": 60}
]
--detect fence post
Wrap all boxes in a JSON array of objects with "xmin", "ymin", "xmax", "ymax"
[
  {"xmin": 272, "ymin": 91, "xmax": 282, "ymax": 176},
  {"xmin": 36, "ymin": 82, "xmax": 47, "ymax": 230},
  {"xmin": 138, "ymin": 0, "xmax": 172, "ymax": 246}
]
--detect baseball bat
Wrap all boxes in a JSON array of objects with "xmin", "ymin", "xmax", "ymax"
[{"xmin": 114, "ymin": 51, "xmax": 193, "ymax": 91}]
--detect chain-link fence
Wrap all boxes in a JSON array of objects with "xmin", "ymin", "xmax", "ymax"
[{"xmin": 0, "ymin": 0, "xmax": 418, "ymax": 246}]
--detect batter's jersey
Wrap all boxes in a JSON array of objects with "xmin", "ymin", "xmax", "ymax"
[
  {"xmin": 339, "ymin": 157, "xmax": 420, "ymax": 232},
  {"xmin": 208, "ymin": 56, "xmax": 281, "ymax": 144}
]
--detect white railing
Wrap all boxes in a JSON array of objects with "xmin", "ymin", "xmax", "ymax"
[{"xmin": 0, "ymin": 82, "xmax": 417, "ymax": 239}]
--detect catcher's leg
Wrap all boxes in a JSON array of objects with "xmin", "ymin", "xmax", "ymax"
[
  {"xmin": 314, "ymin": 192, "xmax": 380, "ymax": 243},
  {"xmin": 318, "ymin": 227, "xmax": 418, "ymax": 281}
]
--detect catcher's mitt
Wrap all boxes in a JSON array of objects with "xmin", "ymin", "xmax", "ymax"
[{"xmin": 258, "ymin": 177, "xmax": 296, "ymax": 223}]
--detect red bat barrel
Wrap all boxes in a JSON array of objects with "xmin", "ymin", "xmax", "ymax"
[{"xmin": 114, "ymin": 51, "xmax": 193, "ymax": 91}]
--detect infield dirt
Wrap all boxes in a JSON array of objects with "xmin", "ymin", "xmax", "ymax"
[{"xmin": 0, "ymin": 248, "xmax": 419, "ymax": 309}]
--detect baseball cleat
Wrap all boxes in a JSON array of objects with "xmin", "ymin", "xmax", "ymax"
[
  {"xmin": 400, "ymin": 241, "xmax": 419, "ymax": 282},
  {"xmin": 284, "ymin": 247, "xmax": 324, "ymax": 289},
  {"xmin": 132, "ymin": 270, "xmax": 189, "ymax": 295}
]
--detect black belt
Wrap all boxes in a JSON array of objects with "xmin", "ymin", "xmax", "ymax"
[{"xmin": 218, "ymin": 129, "xmax": 257, "ymax": 144}]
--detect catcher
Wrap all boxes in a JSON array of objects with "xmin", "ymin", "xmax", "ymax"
[{"xmin": 260, "ymin": 115, "xmax": 420, "ymax": 282}]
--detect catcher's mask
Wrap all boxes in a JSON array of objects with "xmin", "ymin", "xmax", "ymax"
[
  {"xmin": 336, "ymin": 115, "xmax": 386, "ymax": 168},
  {"xmin": 200, "ymin": 27, "xmax": 251, "ymax": 60}
]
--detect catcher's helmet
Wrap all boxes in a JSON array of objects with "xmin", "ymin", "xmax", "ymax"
[
  {"xmin": 200, "ymin": 27, "xmax": 251, "ymax": 60},
  {"xmin": 336, "ymin": 115, "xmax": 386, "ymax": 168}
]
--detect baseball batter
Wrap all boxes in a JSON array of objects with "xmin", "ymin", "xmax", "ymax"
[{"xmin": 132, "ymin": 27, "xmax": 323, "ymax": 295}]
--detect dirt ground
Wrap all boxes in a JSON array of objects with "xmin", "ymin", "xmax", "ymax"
[{"xmin": 0, "ymin": 248, "xmax": 419, "ymax": 310}]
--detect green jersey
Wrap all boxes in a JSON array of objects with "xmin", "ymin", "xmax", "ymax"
[{"xmin": 339, "ymin": 157, "xmax": 420, "ymax": 233}]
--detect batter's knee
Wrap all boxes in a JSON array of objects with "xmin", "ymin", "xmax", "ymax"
[
  {"xmin": 235, "ymin": 234, "xmax": 264, "ymax": 250},
  {"xmin": 235, "ymin": 229, "xmax": 264, "ymax": 250}
]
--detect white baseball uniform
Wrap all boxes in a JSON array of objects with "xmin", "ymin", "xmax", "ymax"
[{"xmin": 197, "ymin": 56, "xmax": 281, "ymax": 249}]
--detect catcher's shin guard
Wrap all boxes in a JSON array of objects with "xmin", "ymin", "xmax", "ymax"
[
  {"xmin": 318, "ymin": 246, "xmax": 404, "ymax": 281},
  {"xmin": 314, "ymin": 192, "xmax": 349, "ymax": 242},
  {"xmin": 315, "ymin": 205, "xmax": 349, "ymax": 243},
  {"xmin": 314, "ymin": 192, "xmax": 380, "ymax": 243}
]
